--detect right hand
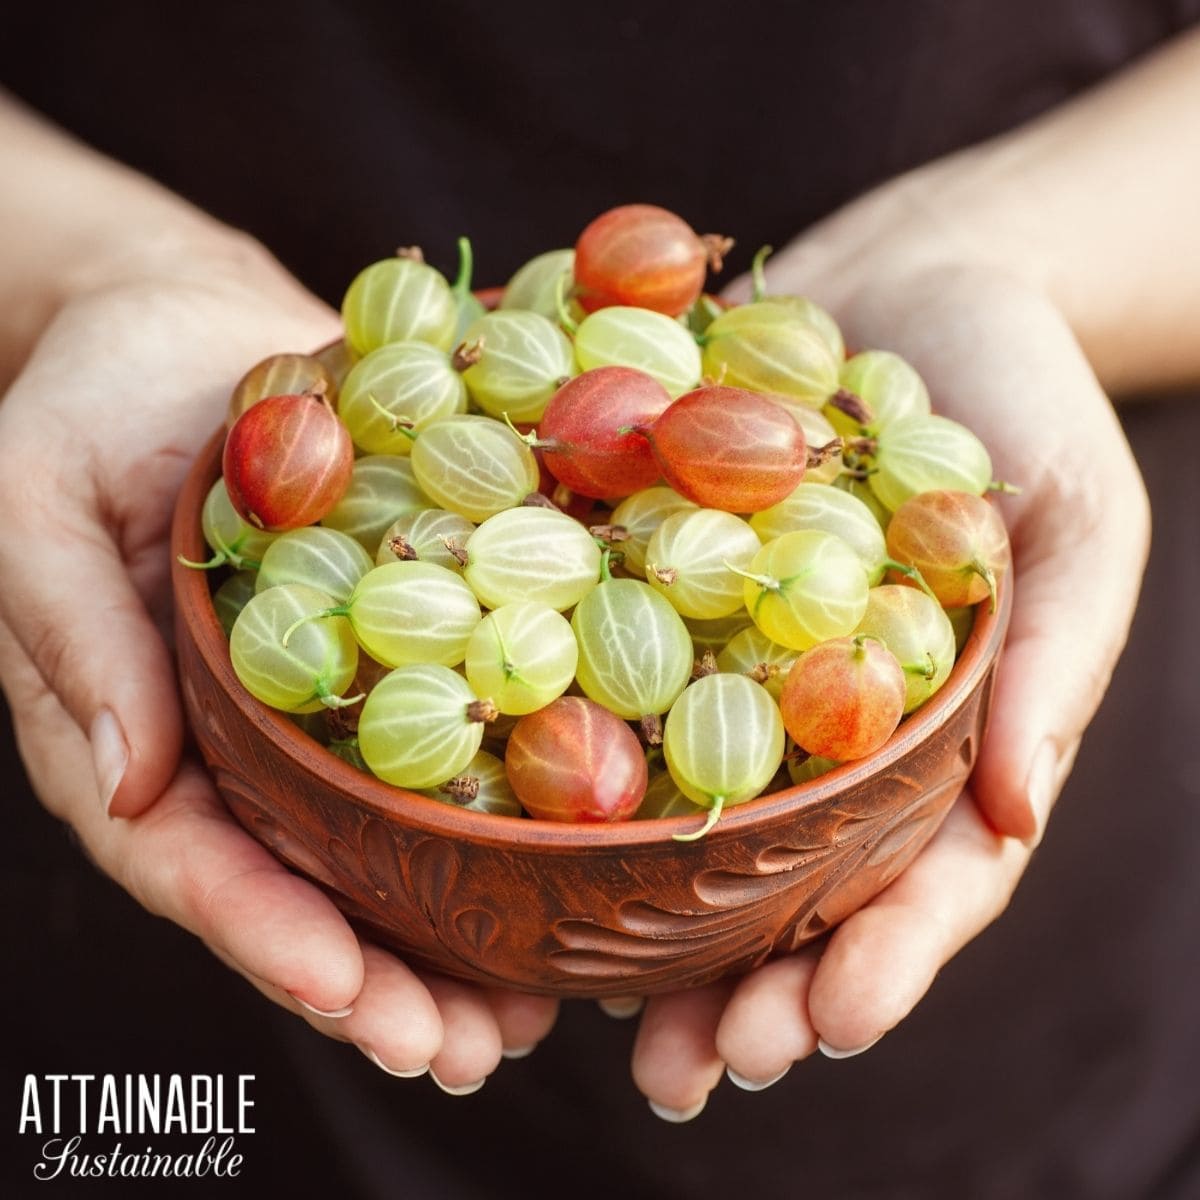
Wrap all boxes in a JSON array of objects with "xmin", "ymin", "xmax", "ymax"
[
  {"xmin": 625, "ymin": 188, "xmax": 1151, "ymax": 1117},
  {"xmin": 0, "ymin": 239, "xmax": 558, "ymax": 1089}
]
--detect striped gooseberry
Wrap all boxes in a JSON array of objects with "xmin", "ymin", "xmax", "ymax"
[
  {"xmin": 506, "ymin": 696, "xmax": 647, "ymax": 822},
  {"xmin": 223, "ymin": 391, "xmax": 353, "ymax": 531}
]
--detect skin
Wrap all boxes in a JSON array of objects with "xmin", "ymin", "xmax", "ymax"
[{"xmin": 0, "ymin": 27, "xmax": 1197, "ymax": 1114}]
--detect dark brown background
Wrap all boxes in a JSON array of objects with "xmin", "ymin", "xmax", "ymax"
[{"xmin": 3, "ymin": 3, "xmax": 1199, "ymax": 1196}]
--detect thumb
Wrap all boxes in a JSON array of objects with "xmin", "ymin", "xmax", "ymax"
[
  {"xmin": 0, "ymin": 489, "xmax": 182, "ymax": 820},
  {"xmin": 971, "ymin": 464, "xmax": 1150, "ymax": 843}
]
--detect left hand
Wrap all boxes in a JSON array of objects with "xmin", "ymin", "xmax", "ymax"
[
  {"xmin": 0, "ymin": 246, "xmax": 559, "ymax": 1089},
  {"xmin": 624, "ymin": 188, "xmax": 1151, "ymax": 1119}
]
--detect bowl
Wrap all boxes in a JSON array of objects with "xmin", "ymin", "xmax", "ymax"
[{"xmin": 171, "ymin": 427, "xmax": 1010, "ymax": 998}]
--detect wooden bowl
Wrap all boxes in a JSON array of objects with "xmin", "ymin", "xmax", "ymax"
[{"xmin": 172, "ymin": 428, "xmax": 1010, "ymax": 998}]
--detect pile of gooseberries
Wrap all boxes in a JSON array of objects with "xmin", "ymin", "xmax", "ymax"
[{"xmin": 191, "ymin": 203, "xmax": 1012, "ymax": 840}]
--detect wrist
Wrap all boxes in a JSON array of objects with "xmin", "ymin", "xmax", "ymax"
[
  {"xmin": 832, "ymin": 144, "xmax": 1057, "ymax": 306},
  {"xmin": 897, "ymin": 140, "xmax": 1062, "ymax": 303},
  {"xmin": 860, "ymin": 51, "xmax": 1200, "ymax": 397}
]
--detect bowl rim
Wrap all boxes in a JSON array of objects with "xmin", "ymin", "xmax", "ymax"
[{"xmin": 172, "ymin": 424, "xmax": 1011, "ymax": 853}]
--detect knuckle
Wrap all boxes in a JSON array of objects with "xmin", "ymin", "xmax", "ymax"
[{"xmin": 23, "ymin": 617, "xmax": 77, "ymax": 708}]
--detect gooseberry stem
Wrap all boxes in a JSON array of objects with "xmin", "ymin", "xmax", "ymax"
[
  {"xmin": 882, "ymin": 557, "xmax": 938, "ymax": 602},
  {"xmin": 972, "ymin": 560, "xmax": 999, "ymax": 613},
  {"xmin": 555, "ymin": 272, "xmax": 578, "ymax": 335},
  {"xmin": 852, "ymin": 633, "xmax": 887, "ymax": 659},
  {"xmin": 988, "ymin": 478, "xmax": 1022, "ymax": 495},
  {"xmin": 282, "ymin": 606, "xmax": 349, "ymax": 648},
  {"xmin": 490, "ymin": 620, "xmax": 516, "ymax": 682},
  {"xmin": 902, "ymin": 652, "xmax": 937, "ymax": 680},
  {"xmin": 672, "ymin": 794, "xmax": 726, "ymax": 842},
  {"xmin": 316, "ymin": 682, "xmax": 365, "ymax": 710},
  {"xmin": 723, "ymin": 559, "xmax": 781, "ymax": 593},
  {"xmin": 501, "ymin": 411, "xmax": 553, "ymax": 450},
  {"xmin": 750, "ymin": 244, "xmax": 773, "ymax": 302},
  {"xmin": 451, "ymin": 235, "xmax": 474, "ymax": 298},
  {"xmin": 177, "ymin": 550, "xmax": 229, "ymax": 571},
  {"xmin": 368, "ymin": 392, "xmax": 417, "ymax": 437},
  {"xmin": 178, "ymin": 530, "xmax": 259, "ymax": 572}
]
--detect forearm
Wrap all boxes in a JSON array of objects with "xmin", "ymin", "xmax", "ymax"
[
  {"xmin": 911, "ymin": 27, "xmax": 1200, "ymax": 395},
  {"xmin": 0, "ymin": 91, "xmax": 252, "ymax": 383}
]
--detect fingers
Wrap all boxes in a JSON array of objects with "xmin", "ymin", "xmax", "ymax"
[
  {"xmin": 631, "ymin": 980, "xmax": 733, "ymax": 1120},
  {"xmin": 4, "ymin": 623, "xmax": 548, "ymax": 1096},
  {"xmin": 963, "ymin": 337, "xmax": 1150, "ymax": 838},
  {"xmin": 3, "ymin": 654, "xmax": 368, "ymax": 1015},
  {"xmin": 806, "ymin": 791, "xmax": 1028, "ymax": 1053},
  {"xmin": 483, "ymin": 987, "xmax": 560, "ymax": 1059},
  {"xmin": 0, "ymin": 428, "xmax": 182, "ymax": 820},
  {"xmin": 143, "ymin": 792, "xmax": 545, "ymax": 1089},
  {"xmin": 970, "ymin": 455, "xmax": 1149, "ymax": 841},
  {"xmin": 418, "ymin": 973, "xmax": 505, "ymax": 1094},
  {"xmin": 228, "ymin": 951, "xmax": 550, "ymax": 1089},
  {"xmin": 90, "ymin": 766, "xmax": 368, "ymax": 1016},
  {"xmin": 331, "ymin": 944, "xmax": 443, "ymax": 1075},
  {"xmin": 715, "ymin": 950, "xmax": 821, "ymax": 1087},
  {"xmin": 641, "ymin": 792, "xmax": 1028, "ymax": 1112},
  {"xmin": 597, "ymin": 994, "xmax": 644, "ymax": 1019}
]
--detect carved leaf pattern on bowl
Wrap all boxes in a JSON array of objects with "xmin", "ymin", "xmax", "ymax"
[
  {"xmin": 545, "ymin": 731, "xmax": 980, "ymax": 992},
  {"xmin": 182, "ymin": 614, "xmax": 991, "ymax": 996},
  {"xmin": 172, "ymin": 430, "xmax": 1008, "ymax": 999}
]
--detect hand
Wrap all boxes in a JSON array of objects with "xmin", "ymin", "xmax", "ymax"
[
  {"xmin": 626, "ymin": 186, "xmax": 1151, "ymax": 1118},
  {"xmin": 0, "ymin": 240, "xmax": 557, "ymax": 1088}
]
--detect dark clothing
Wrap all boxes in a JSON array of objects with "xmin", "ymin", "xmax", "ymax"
[
  {"xmin": 3, "ymin": 4, "xmax": 1199, "ymax": 1197},
  {"xmin": 5, "ymin": 1, "xmax": 1199, "ymax": 304}
]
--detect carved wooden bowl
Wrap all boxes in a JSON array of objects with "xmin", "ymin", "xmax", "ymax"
[{"xmin": 172, "ymin": 428, "xmax": 1010, "ymax": 998}]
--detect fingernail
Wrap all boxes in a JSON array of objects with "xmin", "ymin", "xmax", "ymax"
[
  {"xmin": 598, "ymin": 996, "xmax": 644, "ymax": 1019},
  {"xmin": 726, "ymin": 1065, "xmax": 790, "ymax": 1092},
  {"xmin": 363, "ymin": 1049, "xmax": 428, "ymax": 1079},
  {"xmin": 291, "ymin": 993, "xmax": 354, "ymax": 1019},
  {"xmin": 1023, "ymin": 740, "xmax": 1059, "ymax": 848},
  {"xmin": 501, "ymin": 1044, "xmax": 537, "ymax": 1060},
  {"xmin": 90, "ymin": 708, "xmax": 129, "ymax": 816},
  {"xmin": 429, "ymin": 1069, "xmax": 485, "ymax": 1097},
  {"xmin": 818, "ymin": 1034, "xmax": 883, "ymax": 1059},
  {"xmin": 648, "ymin": 1097, "xmax": 707, "ymax": 1123}
]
